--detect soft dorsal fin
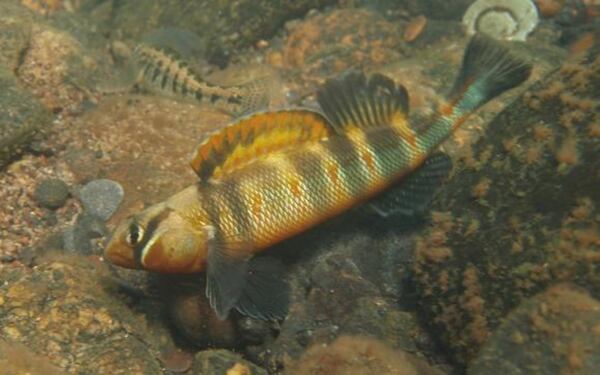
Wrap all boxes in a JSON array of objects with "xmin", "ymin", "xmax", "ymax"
[
  {"xmin": 190, "ymin": 110, "xmax": 333, "ymax": 180},
  {"xmin": 317, "ymin": 71, "xmax": 414, "ymax": 138}
]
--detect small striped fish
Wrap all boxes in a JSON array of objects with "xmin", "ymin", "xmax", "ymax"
[
  {"xmin": 104, "ymin": 34, "xmax": 532, "ymax": 321},
  {"xmin": 132, "ymin": 43, "xmax": 272, "ymax": 115}
]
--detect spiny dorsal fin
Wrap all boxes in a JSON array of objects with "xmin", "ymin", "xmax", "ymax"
[
  {"xmin": 317, "ymin": 71, "xmax": 412, "ymax": 138},
  {"xmin": 190, "ymin": 110, "xmax": 333, "ymax": 181}
]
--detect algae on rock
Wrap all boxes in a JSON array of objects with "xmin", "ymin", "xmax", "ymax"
[
  {"xmin": 0, "ymin": 66, "xmax": 51, "ymax": 168},
  {"xmin": 413, "ymin": 47, "xmax": 600, "ymax": 366},
  {"xmin": 81, "ymin": 0, "xmax": 338, "ymax": 66}
]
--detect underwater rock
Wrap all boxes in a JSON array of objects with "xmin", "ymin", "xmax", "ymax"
[
  {"xmin": 469, "ymin": 284, "xmax": 600, "ymax": 374},
  {"xmin": 287, "ymin": 335, "xmax": 445, "ymax": 375},
  {"xmin": 79, "ymin": 0, "xmax": 337, "ymax": 67},
  {"xmin": 281, "ymin": 8, "xmax": 407, "ymax": 83},
  {"xmin": 0, "ymin": 66, "xmax": 51, "ymax": 169},
  {"xmin": 79, "ymin": 178, "xmax": 124, "ymax": 221},
  {"xmin": 0, "ymin": 256, "xmax": 176, "ymax": 373},
  {"xmin": 339, "ymin": 0, "xmax": 474, "ymax": 21},
  {"xmin": 0, "ymin": 1, "xmax": 36, "ymax": 71},
  {"xmin": 34, "ymin": 178, "xmax": 70, "ymax": 210},
  {"xmin": 156, "ymin": 275, "xmax": 239, "ymax": 349},
  {"xmin": 236, "ymin": 221, "xmax": 440, "ymax": 372},
  {"xmin": 0, "ymin": 340, "xmax": 64, "ymax": 375},
  {"xmin": 413, "ymin": 46, "xmax": 600, "ymax": 366},
  {"xmin": 191, "ymin": 350, "xmax": 267, "ymax": 375},
  {"xmin": 62, "ymin": 212, "xmax": 107, "ymax": 254},
  {"xmin": 16, "ymin": 23, "xmax": 94, "ymax": 113}
]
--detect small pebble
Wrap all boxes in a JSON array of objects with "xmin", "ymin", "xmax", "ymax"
[
  {"xmin": 404, "ymin": 15, "xmax": 427, "ymax": 42},
  {"xmin": 34, "ymin": 178, "xmax": 70, "ymax": 210},
  {"xmin": 18, "ymin": 247, "xmax": 36, "ymax": 267},
  {"xmin": 237, "ymin": 317, "xmax": 271, "ymax": 345},
  {"xmin": 0, "ymin": 255, "xmax": 15, "ymax": 263},
  {"xmin": 79, "ymin": 179, "xmax": 124, "ymax": 221},
  {"xmin": 160, "ymin": 349, "xmax": 194, "ymax": 373}
]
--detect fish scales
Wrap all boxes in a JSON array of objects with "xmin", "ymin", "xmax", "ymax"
[
  {"xmin": 105, "ymin": 34, "xmax": 533, "ymax": 320},
  {"xmin": 200, "ymin": 126, "xmax": 421, "ymax": 251}
]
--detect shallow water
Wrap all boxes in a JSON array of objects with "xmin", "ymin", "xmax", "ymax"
[{"xmin": 0, "ymin": 0, "xmax": 599, "ymax": 374}]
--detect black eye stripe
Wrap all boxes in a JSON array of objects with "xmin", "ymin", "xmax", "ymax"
[{"xmin": 133, "ymin": 208, "xmax": 173, "ymax": 267}]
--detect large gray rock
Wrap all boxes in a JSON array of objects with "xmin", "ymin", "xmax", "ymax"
[{"xmin": 0, "ymin": 66, "xmax": 51, "ymax": 168}]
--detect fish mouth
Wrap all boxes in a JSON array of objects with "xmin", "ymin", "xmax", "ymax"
[{"xmin": 103, "ymin": 239, "xmax": 137, "ymax": 269}]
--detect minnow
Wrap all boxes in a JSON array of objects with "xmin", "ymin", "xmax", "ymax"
[
  {"xmin": 104, "ymin": 34, "xmax": 532, "ymax": 320},
  {"xmin": 131, "ymin": 44, "xmax": 272, "ymax": 116},
  {"xmin": 122, "ymin": 28, "xmax": 273, "ymax": 116}
]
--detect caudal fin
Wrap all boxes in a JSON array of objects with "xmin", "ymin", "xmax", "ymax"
[{"xmin": 448, "ymin": 33, "xmax": 532, "ymax": 114}]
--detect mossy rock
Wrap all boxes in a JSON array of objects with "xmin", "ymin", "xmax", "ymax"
[
  {"xmin": 0, "ymin": 256, "xmax": 174, "ymax": 373},
  {"xmin": 469, "ymin": 284, "xmax": 600, "ymax": 374},
  {"xmin": 412, "ymin": 48, "xmax": 600, "ymax": 366}
]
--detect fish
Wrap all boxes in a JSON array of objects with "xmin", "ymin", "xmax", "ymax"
[
  {"xmin": 114, "ymin": 28, "xmax": 275, "ymax": 116},
  {"xmin": 104, "ymin": 34, "xmax": 532, "ymax": 321}
]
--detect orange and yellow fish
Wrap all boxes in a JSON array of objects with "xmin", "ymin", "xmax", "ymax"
[{"xmin": 104, "ymin": 34, "xmax": 532, "ymax": 320}]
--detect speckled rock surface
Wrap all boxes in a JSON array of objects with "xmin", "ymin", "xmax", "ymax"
[
  {"xmin": 191, "ymin": 350, "xmax": 267, "ymax": 374},
  {"xmin": 0, "ymin": 66, "xmax": 51, "ymax": 168},
  {"xmin": 280, "ymin": 9, "xmax": 407, "ymax": 82},
  {"xmin": 412, "ymin": 48, "xmax": 600, "ymax": 366},
  {"xmin": 0, "ymin": 340, "xmax": 64, "ymax": 375},
  {"xmin": 469, "ymin": 284, "xmax": 600, "ymax": 374},
  {"xmin": 0, "ymin": 256, "xmax": 172, "ymax": 373},
  {"xmin": 0, "ymin": 1, "xmax": 36, "ymax": 71},
  {"xmin": 79, "ymin": 179, "xmax": 124, "ymax": 221},
  {"xmin": 288, "ymin": 335, "xmax": 445, "ymax": 375},
  {"xmin": 57, "ymin": 95, "xmax": 230, "ymax": 225}
]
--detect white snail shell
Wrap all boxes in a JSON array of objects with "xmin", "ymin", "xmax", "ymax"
[{"xmin": 463, "ymin": 0, "xmax": 539, "ymax": 41}]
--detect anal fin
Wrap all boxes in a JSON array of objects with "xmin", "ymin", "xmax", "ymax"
[{"xmin": 370, "ymin": 152, "xmax": 452, "ymax": 217}]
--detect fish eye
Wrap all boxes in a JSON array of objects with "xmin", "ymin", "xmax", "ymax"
[{"xmin": 126, "ymin": 223, "xmax": 144, "ymax": 246}]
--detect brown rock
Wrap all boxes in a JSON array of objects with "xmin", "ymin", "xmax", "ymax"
[
  {"xmin": 192, "ymin": 350, "xmax": 267, "ymax": 374},
  {"xmin": 281, "ymin": 9, "xmax": 406, "ymax": 83},
  {"xmin": 0, "ymin": 340, "xmax": 64, "ymax": 375},
  {"xmin": 0, "ymin": 255, "xmax": 175, "ymax": 373},
  {"xmin": 288, "ymin": 335, "xmax": 444, "ymax": 375},
  {"xmin": 469, "ymin": 284, "xmax": 600, "ymax": 374}
]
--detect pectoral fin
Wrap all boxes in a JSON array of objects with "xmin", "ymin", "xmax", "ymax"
[
  {"xmin": 205, "ymin": 226, "xmax": 289, "ymax": 321},
  {"xmin": 205, "ymin": 226, "xmax": 249, "ymax": 320},
  {"xmin": 370, "ymin": 152, "xmax": 452, "ymax": 217},
  {"xmin": 235, "ymin": 256, "xmax": 289, "ymax": 321}
]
